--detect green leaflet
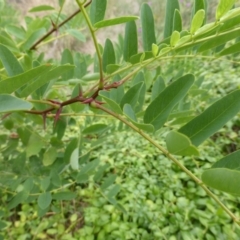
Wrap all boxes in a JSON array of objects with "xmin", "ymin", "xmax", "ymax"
[
  {"xmin": 61, "ymin": 49, "xmax": 74, "ymax": 81},
  {"xmin": 173, "ymin": 9, "xmax": 182, "ymax": 32},
  {"xmin": 7, "ymin": 190, "xmax": 29, "ymax": 209},
  {"xmin": 53, "ymin": 192, "xmax": 77, "ymax": 201},
  {"xmin": 120, "ymin": 82, "xmax": 143, "ymax": 109},
  {"xmin": 82, "ymin": 73, "xmax": 100, "ymax": 81},
  {"xmin": 21, "ymin": 28, "xmax": 46, "ymax": 50},
  {"xmin": 144, "ymin": 74, "xmax": 194, "ymax": 131},
  {"xmin": 26, "ymin": 133, "xmax": 44, "ymax": 158},
  {"xmin": 141, "ymin": 3, "xmax": 156, "ymax": 51},
  {"xmin": 202, "ymin": 168, "xmax": 240, "ymax": 196},
  {"xmin": 0, "ymin": 44, "xmax": 23, "ymax": 76},
  {"xmin": 216, "ymin": 0, "xmax": 235, "ymax": 20},
  {"xmin": 131, "ymin": 73, "xmax": 146, "ymax": 113},
  {"xmin": 103, "ymin": 39, "xmax": 116, "ymax": 73},
  {"xmin": 0, "ymin": 94, "xmax": 32, "ymax": 113},
  {"xmin": 70, "ymin": 148, "xmax": 79, "ymax": 170},
  {"xmin": 193, "ymin": 0, "xmax": 206, "ymax": 23},
  {"xmin": 64, "ymin": 138, "xmax": 78, "ymax": 163},
  {"xmin": 198, "ymin": 28, "xmax": 240, "ymax": 52},
  {"xmin": 106, "ymin": 64, "xmax": 120, "ymax": 74},
  {"xmin": 220, "ymin": 8, "xmax": 240, "ymax": 22},
  {"xmin": 38, "ymin": 192, "xmax": 52, "ymax": 209},
  {"xmin": 152, "ymin": 43, "xmax": 159, "ymax": 57},
  {"xmin": 166, "ymin": 131, "xmax": 199, "ymax": 156},
  {"xmin": 123, "ymin": 21, "xmax": 138, "ymax": 62},
  {"xmin": 164, "ymin": 0, "xmax": 180, "ymax": 38},
  {"xmin": 42, "ymin": 147, "xmax": 57, "ymax": 167},
  {"xmin": 170, "ymin": 31, "xmax": 180, "ymax": 47},
  {"xmin": 190, "ymin": 10, "xmax": 205, "ymax": 34},
  {"xmin": 179, "ymin": 90, "xmax": 240, "ymax": 146},
  {"xmin": 94, "ymin": 16, "xmax": 139, "ymax": 29},
  {"xmin": 217, "ymin": 41, "xmax": 240, "ymax": 57},
  {"xmin": 82, "ymin": 124, "xmax": 109, "ymax": 135},
  {"xmin": 5, "ymin": 25, "xmax": 26, "ymax": 41},
  {"xmin": 211, "ymin": 150, "xmax": 240, "ymax": 170},
  {"xmin": 151, "ymin": 76, "xmax": 166, "ymax": 101},
  {"xmin": 0, "ymin": 65, "xmax": 52, "ymax": 94},
  {"xmin": 0, "ymin": 32, "xmax": 19, "ymax": 53},
  {"xmin": 90, "ymin": 0, "xmax": 107, "ymax": 25},
  {"xmin": 41, "ymin": 177, "xmax": 50, "ymax": 191},
  {"xmin": 29, "ymin": 5, "xmax": 55, "ymax": 12},
  {"xmin": 20, "ymin": 65, "xmax": 75, "ymax": 97},
  {"xmin": 123, "ymin": 104, "xmax": 154, "ymax": 132},
  {"xmin": 99, "ymin": 90, "xmax": 123, "ymax": 114}
]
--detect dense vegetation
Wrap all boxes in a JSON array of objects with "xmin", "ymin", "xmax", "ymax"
[{"xmin": 1, "ymin": 0, "xmax": 240, "ymax": 239}]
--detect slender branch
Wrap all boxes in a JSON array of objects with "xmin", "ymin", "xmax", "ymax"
[
  {"xmin": 29, "ymin": 0, "xmax": 92, "ymax": 50},
  {"xmin": 93, "ymin": 102, "xmax": 240, "ymax": 226},
  {"xmin": 75, "ymin": 0, "xmax": 104, "ymax": 89}
]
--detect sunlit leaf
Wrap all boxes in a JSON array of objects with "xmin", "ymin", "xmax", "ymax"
[
  {"xmin": 152, "ymin": 43, "xmax": 159, "ymax": 57},
  {"xmin": 216, "ymin": 0, "xmax": 235, "ymax": 20},
  {"xmin": 170, "ymin": 31, "xmax": 180, "ymax": 47},
  {"xmin": 29, "ymin": 5, "xmax": 55, "ymax": 12},
  {"xmin": 190, "ymin": 10, "xmax": 205, "ymax": 34}
]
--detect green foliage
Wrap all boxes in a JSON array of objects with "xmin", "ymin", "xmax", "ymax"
[{"xmin": 1, "ymin": 0, "xmax": 240, "ymax": 238}]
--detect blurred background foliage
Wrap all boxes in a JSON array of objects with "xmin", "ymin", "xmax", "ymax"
[{"xmin": 1, "ymin": 0, "xmax": 240, "ymax": 239}]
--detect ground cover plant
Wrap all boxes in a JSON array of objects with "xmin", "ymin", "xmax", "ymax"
[{"xmin": 1, "ymin": 0, "xmax": 240, "ymax": 239}]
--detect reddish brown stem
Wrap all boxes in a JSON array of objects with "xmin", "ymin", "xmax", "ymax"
[{"xmin": 29, "ymin": 0, "xmax": 92, "ymax": 50}]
